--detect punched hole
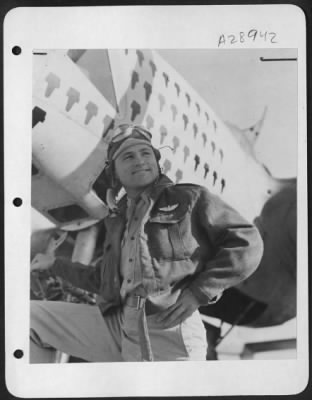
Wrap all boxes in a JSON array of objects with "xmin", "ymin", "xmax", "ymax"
[
  {"xmin": 12, "ymin": 46, "xmax": 22, "ymax": 55},
  {"xmin": 13, "ymin": 197, "xmax": 23, "ymax": 207},
  {"xmin": 14, "ymin": 349, "xmax": 24, "ymax": 359}
]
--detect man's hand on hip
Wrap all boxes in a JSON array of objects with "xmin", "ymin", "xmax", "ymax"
[{"xmin": 155, "ymin": 289, "xmax": 200, "ymax": 328}]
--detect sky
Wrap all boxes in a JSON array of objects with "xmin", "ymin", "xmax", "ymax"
[{"xmin": 159, "ymin": 48, "xmax": 298, "ymax": 178}]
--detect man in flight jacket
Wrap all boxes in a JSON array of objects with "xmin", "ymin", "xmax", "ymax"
[{"xmin": 30, "ymin": 124, "xmax": 263, "ymax": 362}]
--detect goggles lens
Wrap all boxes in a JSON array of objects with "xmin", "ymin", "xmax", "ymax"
[{"xmin": 111, "ymin": 124, "xmax": 152, "ymax": 143}]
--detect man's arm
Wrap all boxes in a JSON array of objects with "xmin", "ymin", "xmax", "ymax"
[
  {"xmin": 154, "ymin": 186, "xmax": 263, "ymax": 328},
  {"xmin": 188, "ymin": 187, "xmax": 264, "ymax": 305},
  {"xmin": 31, "ymin": 253, "xmax": 102, "ymax": 294}
]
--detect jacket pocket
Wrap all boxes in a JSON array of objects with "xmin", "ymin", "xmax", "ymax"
[{"xmin": 146, "ymin": 208, "xmax": 192, "ymax": 260}]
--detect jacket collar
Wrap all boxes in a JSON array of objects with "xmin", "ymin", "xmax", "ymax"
[
  {"xmin": 115, "ymin": 174, "xmax": 174, "ymax": 217},
  {"xmin": 148, "ymin": 175, "xmax": 174, "ymax": 203}
]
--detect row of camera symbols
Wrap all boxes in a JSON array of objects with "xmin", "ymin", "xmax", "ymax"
[
  {"xmin": 124, "ymin": 50, "xmax": 218, "ymax": 130},
  {"xmin": 142, "ymin": 121, "xmax": 224, "ymax": 164},
  {"xmin": 162, "ymin": 159, "xmax": 226, "ymax": 193},
  {"xmin": 128, "ymin": 72, "xmax": 218, "ymax": 132},
  {"xmin": 128, "ymin": 90, "xmax": 218, "ymax": 138},
  {"xmin": 122, "ymin": 97, "xmax": 221, "ymax": 157},
  {"xmin": 39, "ymin": 72, "xmax": 115, "ymax": 135},
  {"xmin": 41, "ymin": 71, "xmax": 218, "ymax": 143}
]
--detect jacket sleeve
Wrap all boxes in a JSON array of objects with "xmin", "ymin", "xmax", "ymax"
[
  {"xmin": 49, "ymin": 257, "xmax": 102, "ymax": 294},
  {"xmin": 188, "ymin": 187, "xmax": 263, "ymax": 305}
]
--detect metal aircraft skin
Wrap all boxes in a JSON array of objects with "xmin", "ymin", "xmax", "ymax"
[{"xmin": 31, "ymin": 49, "xmax": 296, "ymax": 329}]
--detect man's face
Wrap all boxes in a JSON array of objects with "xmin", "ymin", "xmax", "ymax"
[{"xmin": 114, "ymin": 143, "xmax": 159, "ymax": 196}]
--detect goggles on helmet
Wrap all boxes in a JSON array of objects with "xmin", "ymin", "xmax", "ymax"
[{"xmin": 110, "ymin": 124, "xmax": 152, "ymax": 144}]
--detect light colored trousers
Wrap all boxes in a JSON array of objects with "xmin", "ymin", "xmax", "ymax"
[{"xmin": 30, "ymin": 300, "xmax": 207, "ymax": 362}]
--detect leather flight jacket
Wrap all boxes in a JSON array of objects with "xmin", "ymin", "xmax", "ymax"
[{"xmin": 52, "ymin": 175, "xmax": 264, "ymax": 316}]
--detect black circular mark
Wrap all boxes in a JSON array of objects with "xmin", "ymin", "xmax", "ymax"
[
  {"xmin": 12, "ymin": 46, "xmax": 22, "ymax": 55},
  {"xmin": 13, "ymin": 197, "xmax": 23, "ymax": 207},
  {"xmin": 14, "ymin": 349, "xmax": 24, "ymax": 359}
]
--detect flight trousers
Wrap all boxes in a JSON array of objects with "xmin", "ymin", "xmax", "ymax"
[{"xmin": 30, "ymin": 300, "xmax": 207, "ymax": 362}]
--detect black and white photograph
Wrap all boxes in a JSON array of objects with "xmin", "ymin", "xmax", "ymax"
[{"xmin": 4, "ymin": 5, "xmax": 308, "ymax": 398}]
